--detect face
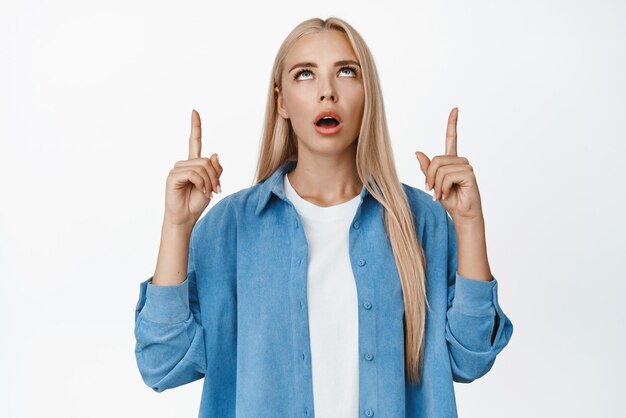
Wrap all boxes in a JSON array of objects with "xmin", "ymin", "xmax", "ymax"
[{"xmin": 276, "ymin": 30, "xmax": 365, "ymax": 157}]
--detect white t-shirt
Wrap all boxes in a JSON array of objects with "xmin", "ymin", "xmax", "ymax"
[{"xmin": 284, "ymin": 172, "xmax": 361, "ymax": 418}]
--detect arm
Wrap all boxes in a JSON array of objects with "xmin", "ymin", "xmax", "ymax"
[
  {"xmin": 134, "ymin": 223, "xmax": 207, "ymax": 392},
  {"xmin": 151, "ymin": 220, "xmax": 194, "ymax": 286},
  {"xmin": 443, "ymin": 211, "xmax": 514, "ymax": 383},
  {"xmin": 455, "ymin": 215, "xmax": 492, "ymax": 283}
]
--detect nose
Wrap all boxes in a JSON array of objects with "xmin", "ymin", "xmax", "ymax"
[{"xmin": 318, "ymin": 78, "xmax": 337, "ymax": 103}]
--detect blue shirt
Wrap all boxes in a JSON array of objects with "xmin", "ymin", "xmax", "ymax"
[{"xmin": 134, "ymin": 159, "xmax": 514, "ymax": 418}]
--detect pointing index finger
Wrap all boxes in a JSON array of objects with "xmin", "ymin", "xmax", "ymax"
[
  {"xmin": 445, "ymin": 107, "xmax": 458, "ymax": 156},
  {"xmin": 188, "ymin": 109, "xmax": 202, "ymax": 160}
]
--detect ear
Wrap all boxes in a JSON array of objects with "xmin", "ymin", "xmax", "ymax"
[{"xmin": 275, "ymin": 86, "xmax": 289, "ymax": 119}]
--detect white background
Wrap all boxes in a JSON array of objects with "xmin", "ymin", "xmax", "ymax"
[{"xmin": 1, "ymin": 0, "xmax": 624, "ymax": 417}]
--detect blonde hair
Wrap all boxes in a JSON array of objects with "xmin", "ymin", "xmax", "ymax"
[{"xmin": 253, "ymin": 16, "xmax": 429, "ymax": 384}]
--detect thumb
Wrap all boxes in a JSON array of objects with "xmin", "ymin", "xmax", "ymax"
[{"xmin": 414, "ymin": 151, "xmax": 430, "ymax": 175}]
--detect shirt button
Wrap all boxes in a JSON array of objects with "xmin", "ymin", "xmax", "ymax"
[
  {"xmin": 353, "ymin": 221, "xmax": 360, "ymax": 229},
  {"xmin": 357, "ymin": 259, "xmax": 366, "ymax": 266},
  {"xmin": 300, "ymin": 300, "xmax": 304, "ymax": 310},
  {"xmin": 363, "ymin": 301, "xmax": 372, "ymax": 309},
  {"xmin": 302, "ymin": 352, "xmax": 306, "ymax": 360},
  {"xmin": 365, "ymin": 409, "xmax": 374, "ymax": 416},
  {"xmin": 304, "ymin": 407, "xmax": 309, "ymax": 416},
  {"xmin": 365, "ymin": 353, "xmax": 374, "ymax": 361},
  {"xmin": 298, "ymin": 259, "xmax": 302, "ymax": 265}
]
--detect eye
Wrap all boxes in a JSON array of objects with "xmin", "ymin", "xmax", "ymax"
[
  {"xmin": 339, "ymin": 65, "xmax": 359, "ymax": 77},
  {"xmin": 293, "ymin": 65, "xmax": 360, "ymax": 81},
  {"xmin": 293, "ymin": 68, "xmax": 313, "ymax": 80}
]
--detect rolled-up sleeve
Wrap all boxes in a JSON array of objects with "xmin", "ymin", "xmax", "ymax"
[
  {"xmin": 443, "ymin": 212, "xmax": 514, "ymax": 383},
  {"xmin": 139, "ymin": 276, "xmax": 191, "ymax": 323}
]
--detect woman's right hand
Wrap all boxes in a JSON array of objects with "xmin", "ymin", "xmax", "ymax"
[{"xmin": 163, "ymin": 109, "xmax": 223, "ymax": 228}]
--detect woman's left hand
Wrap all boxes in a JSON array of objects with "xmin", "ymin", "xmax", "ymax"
[{"xmin": 414, "ymin": 107, "xmax": 484, "ymax": 226}]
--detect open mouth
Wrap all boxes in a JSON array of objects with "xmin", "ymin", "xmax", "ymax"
[{"xmin": 315, "ymin": 116, "xmax": 340, "ymax": 127}]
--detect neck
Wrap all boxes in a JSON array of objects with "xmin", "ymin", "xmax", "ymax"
[{"xmin": 287, "ymin": 154, "xmax": 362, "ymax": 207}]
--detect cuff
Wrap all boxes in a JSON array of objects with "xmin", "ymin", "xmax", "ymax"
[
  {"xmin": 135, "ymin": 275, "xmax": 190, "ymax": 324},
  {"xmin": 452, "ymin": 272, "xmax": 497, "ymax": 317}
]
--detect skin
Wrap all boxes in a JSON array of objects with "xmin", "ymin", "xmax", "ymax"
[
  {"xmin": 154, "ymin": 37, "xmax": 491, "ymax": 307},
  {"xmin": 275, "ymin": 31, "xmax": 493, "ymax": 283},
  {"xmin": 275, "ymin": 30, "xmax": 365, "ymax": 207},
  {"xmin": 152, "ymin": 109, "xmax": 223, "ymax": 286},
  {"xmin": 415, "ymin": 108, "xmax": 493, "ymax": 282}
]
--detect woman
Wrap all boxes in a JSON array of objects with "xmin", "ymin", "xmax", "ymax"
[{"xmin": 134, "ymin": 16, "xmax": 513, "ymax": 418}]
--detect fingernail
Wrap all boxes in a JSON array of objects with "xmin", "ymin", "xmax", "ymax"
[
  {"xmin": 442, "ymin": 194, "xmax": 446, "ymax": 200},
  {"xmin": 217, "ymin": 184, "xmax": 222, "ymax": 194},
  {"xmin": 432, "ymin": 194, "xmax": 437, "ymax": 201},
  {"xmin": 216, "ymin": 153, "xmax": 219, "ymax": 162},
  {"xmin": 425, "ymin": 182, "xmax": 430, "ymax": 191}
]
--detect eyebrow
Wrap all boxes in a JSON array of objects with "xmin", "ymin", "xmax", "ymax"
[{"xmin": 288, "ymin": 60, "xmax": 361, "ymax": 73}]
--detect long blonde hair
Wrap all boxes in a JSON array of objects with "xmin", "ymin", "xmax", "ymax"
[{"xmin": 253, "ymin": 16, "xmax": 429, "ymax": 384}]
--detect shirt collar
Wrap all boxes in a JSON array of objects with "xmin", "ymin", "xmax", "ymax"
[{"xmin": 255, "ymin": 159, "xmax": 371, "ymax": 216}]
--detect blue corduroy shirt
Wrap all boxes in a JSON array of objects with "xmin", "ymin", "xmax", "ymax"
[{"xmin": 134, "ymin": 159, "xmax": 514, "ymax": 418}]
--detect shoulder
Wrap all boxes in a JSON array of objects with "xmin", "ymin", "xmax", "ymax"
[
  {"xmin": 399, "ymin": 183, "xmax": 455, "ymax": 267},
  {"xmin": 400, "ymin": 182, "xmax": 448, "ymax": 226},
  {"xmin": 192, "ymin": 182, "xmax": 264, "ymax": 234}
]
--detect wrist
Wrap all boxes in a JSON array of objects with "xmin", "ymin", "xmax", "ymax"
[
  {"xmin": 162, "ymin": 218, "xmax": 194, "ymax": 237},
  {"xmin": 453, "ymin": 214, "xmax": 485, "ymax": 230}
]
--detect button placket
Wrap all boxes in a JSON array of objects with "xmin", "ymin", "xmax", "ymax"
[
  {"xmin": 350, "ymin": 221, "xmax": 378, "ymax": 418},
  {"xmin": 287, "ymin": 203, "xmax": 314, "ymax": 418}
]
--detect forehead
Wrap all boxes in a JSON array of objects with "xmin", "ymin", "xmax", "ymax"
[{"xmin": 285, "ymin": 30, "xmax": 357, "ymax": 64}]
